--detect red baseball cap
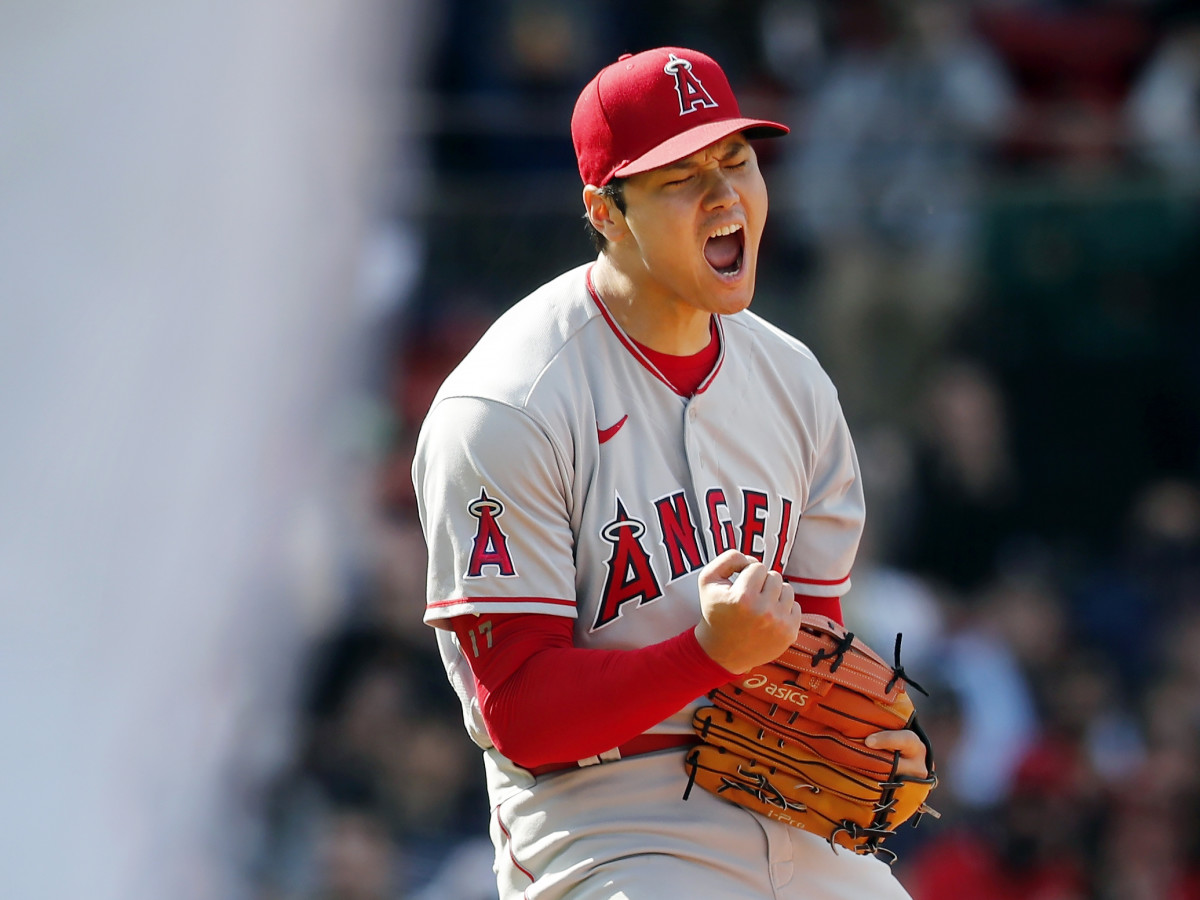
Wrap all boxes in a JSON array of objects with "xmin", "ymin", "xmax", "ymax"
[{"xmin": 571, "ymin": 47, "xmax": 789, "ymax": 187}]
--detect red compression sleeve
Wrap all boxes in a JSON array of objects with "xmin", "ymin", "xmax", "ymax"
[
  {"xmin": 450, "ymin": 613, "xmax": 733, "ymax": 767},
  {"xmin": 797, "ymin": 594, "xmax": 843, "ymax": 625}
]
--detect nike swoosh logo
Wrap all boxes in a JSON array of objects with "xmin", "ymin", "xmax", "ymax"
[{"xmin": 597, "ymin": 414, "xmax": 629, "ymax": 444}]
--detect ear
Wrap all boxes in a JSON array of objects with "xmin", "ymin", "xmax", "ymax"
[{"xmin": 583, "ymin": 185, "xmax": 629, "ymax": 244}]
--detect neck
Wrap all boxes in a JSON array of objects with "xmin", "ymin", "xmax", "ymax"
[{"xmin": 591, "ymin": 255, "xmax": 713, "ymax": 355}]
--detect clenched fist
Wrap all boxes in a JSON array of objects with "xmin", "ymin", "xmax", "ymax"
[{"xmin": 693, "ymin": 550, "xmax": 802, "ymax": 674}]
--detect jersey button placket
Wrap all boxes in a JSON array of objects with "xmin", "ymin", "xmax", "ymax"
[
  {"xmin": 683, "ymin": 400, "xmax": 702, "ymax": 476},
  {"xmin": 682, "ymin": 398, "xmax": 714, "ymax": 558}
]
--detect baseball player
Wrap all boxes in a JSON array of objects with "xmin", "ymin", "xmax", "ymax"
[{"xmin": 413, "ymin": 47, "xmax": 929, "ymax": 899}]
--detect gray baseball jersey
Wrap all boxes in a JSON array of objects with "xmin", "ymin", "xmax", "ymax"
[{"xmin": 413, "ymin": 262, "xmax": 865, "ymax": 758}]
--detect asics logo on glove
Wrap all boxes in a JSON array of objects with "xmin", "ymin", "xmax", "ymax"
[{"xmin": 742, "ymin": 674, "xmax": 809, "ymax": 707}]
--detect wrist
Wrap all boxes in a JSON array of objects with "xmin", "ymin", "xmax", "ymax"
[{"xmin": 692, "ymin": 622, "xmax": 743, "ymax": 676}]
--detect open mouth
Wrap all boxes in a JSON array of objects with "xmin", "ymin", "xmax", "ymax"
[{"xmin": 704, "ymin": 223, "xmax": 744, "ymax": 277}]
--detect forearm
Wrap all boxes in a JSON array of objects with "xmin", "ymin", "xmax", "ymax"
[{"xmin": 451, "ymin": 614, "xmax": 732, "ymax": 767}]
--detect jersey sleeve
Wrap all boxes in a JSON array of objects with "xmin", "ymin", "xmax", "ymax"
[
  {"xmin": 413, "ymin": 395, "xmax": 578, "ymax": 625},
  {"xmin": 784, "ymin": 388, "xmax": 865, "ymax": 597}
]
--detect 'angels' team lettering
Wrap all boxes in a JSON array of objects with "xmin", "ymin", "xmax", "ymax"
[{"xmin": 463, "ymin": 484, "xmax": 797, "ymax": 631}]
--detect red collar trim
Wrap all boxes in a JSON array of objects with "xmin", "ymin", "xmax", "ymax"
[{"xmin": 585, "ymin": 266, "xmax": 725, "ymax": 397}]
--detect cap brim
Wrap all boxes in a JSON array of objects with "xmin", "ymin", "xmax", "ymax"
[{"xmin": 612, "ymin": 118, "xmax": 789, "ymax": 180}]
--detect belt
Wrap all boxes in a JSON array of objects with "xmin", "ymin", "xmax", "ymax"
[{"xmin": 526, "ymin": 734, "xmax": 699, "ymax": 777}]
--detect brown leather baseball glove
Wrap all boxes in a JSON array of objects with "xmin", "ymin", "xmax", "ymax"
[{"xmin": 684, "ymin": 614, "xmax": 939, "ymax": 861}]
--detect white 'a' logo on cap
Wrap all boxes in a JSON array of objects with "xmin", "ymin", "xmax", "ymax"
[{"xmin": 664, "ymin": 54, "xmax": 718, "ymax": 116}]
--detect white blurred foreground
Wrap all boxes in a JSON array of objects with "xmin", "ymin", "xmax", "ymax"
[{"xmin": 0, "ymin": 1, "xmax": 409, "ymax": 897}]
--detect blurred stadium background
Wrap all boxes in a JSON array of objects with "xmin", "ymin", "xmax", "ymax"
[{"xmin": 3, "ymin": 0, "xmax": 1200, "ymax": 898}]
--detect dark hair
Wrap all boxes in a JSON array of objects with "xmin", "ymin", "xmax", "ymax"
[{"xmin": 584, "ymin": 178, "xmax": 627, "ymax": 253}]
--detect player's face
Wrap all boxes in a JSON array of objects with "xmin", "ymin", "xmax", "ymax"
[{"xmin": 617, "ymin": 134, "xmax": 768, "ymax": 318}]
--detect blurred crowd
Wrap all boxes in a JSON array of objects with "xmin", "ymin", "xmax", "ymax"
[{"xmin": 252, "ymin": 1, "xmax": 1200, "ymax": 898}]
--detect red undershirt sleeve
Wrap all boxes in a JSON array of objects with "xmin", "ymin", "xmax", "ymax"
[
  {"xmin": 450, "ymin": 613, "xmax": 733, "ymax": 768},
  {"xmin": 449, "ymin": 591, "xmax": 839, "ymax": 768},
  {"xmin": 798, "ymin": 594, "xmax": 843, "ymax": 625}
]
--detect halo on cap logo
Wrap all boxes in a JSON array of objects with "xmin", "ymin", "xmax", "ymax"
[{"xmin": 663, "ymin": 53, "xmax": 718, "ymax": 116}]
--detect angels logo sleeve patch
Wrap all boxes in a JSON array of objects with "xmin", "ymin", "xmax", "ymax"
[
  {"xmin": 413, "ymin": 396, "xmax": 578, "ymax": 622},
  {"xmin": 465, "ymin": 488, "xmax": 516, "ymax": 578}
]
